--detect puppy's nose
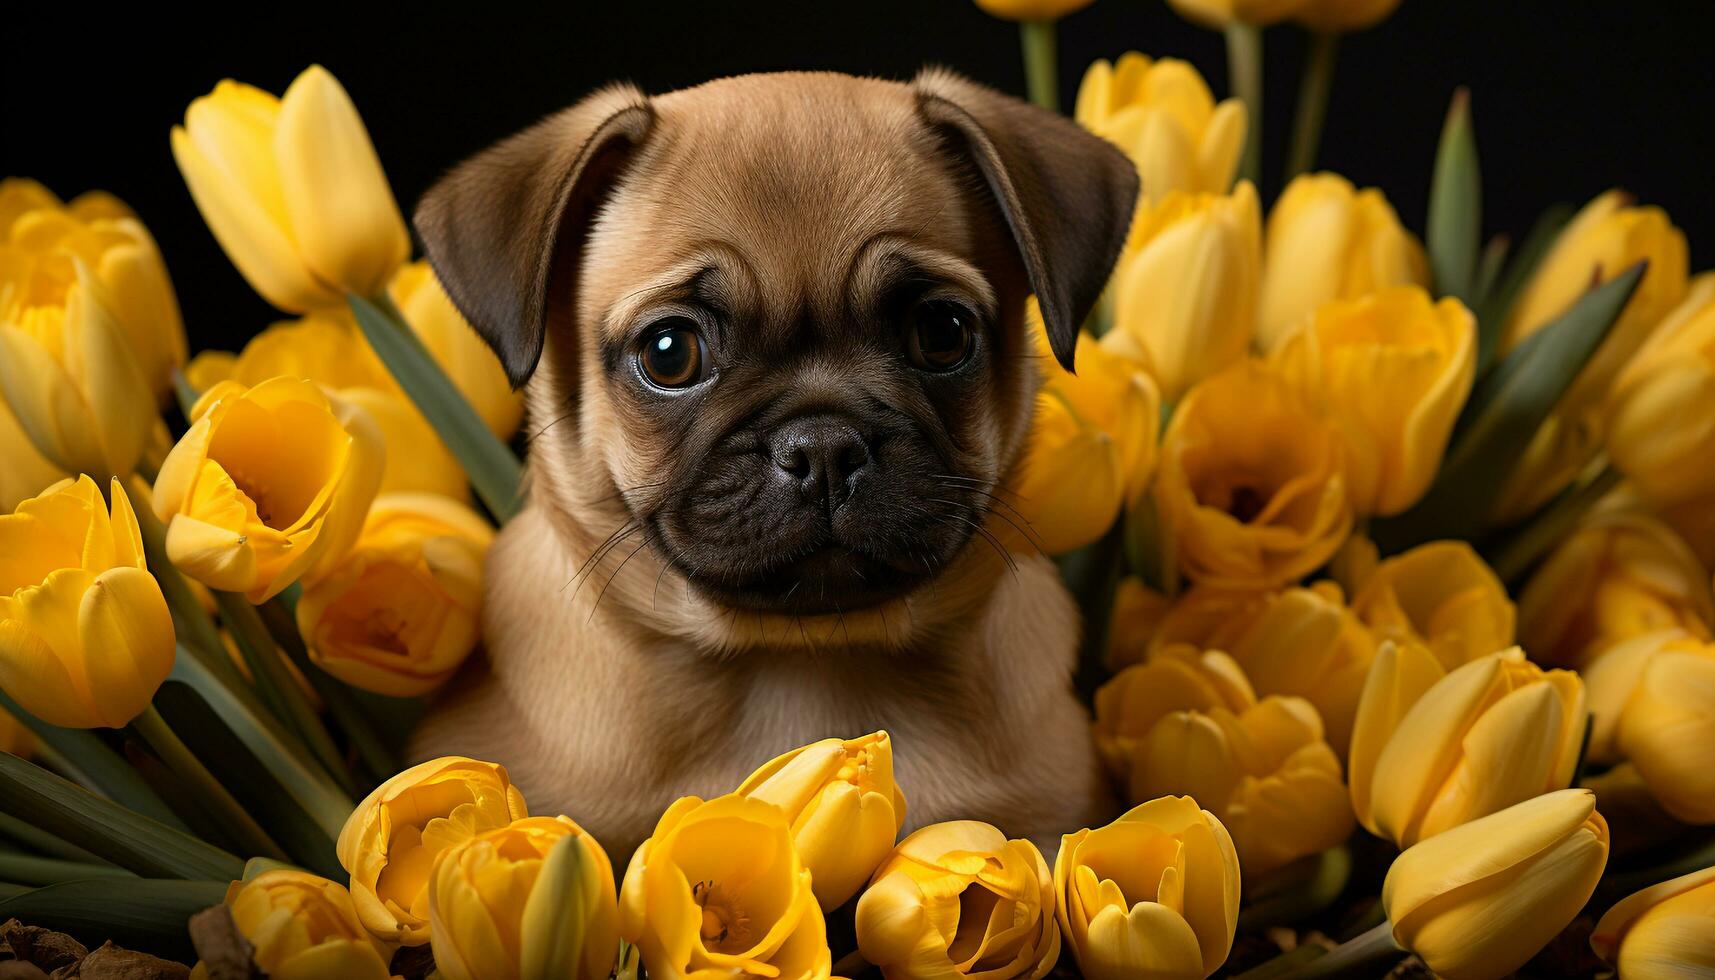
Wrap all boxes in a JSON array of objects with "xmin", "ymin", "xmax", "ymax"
[{"xmin": 769, "ymin": 415, "xmax": 872, "ymax": 509}]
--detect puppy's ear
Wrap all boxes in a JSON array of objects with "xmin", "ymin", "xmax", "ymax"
[
  {"xmin": 913, "ymin": 69, "xmax": 1138, "ymax": 372},
  {"xmin": 414, "ymin": 84, "xmax": 654, "ymax": 386}
]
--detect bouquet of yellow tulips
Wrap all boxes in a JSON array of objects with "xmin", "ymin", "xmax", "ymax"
[{"xmin": 3, "ymin": 2, "xmax": 1715, "ymax": 978}]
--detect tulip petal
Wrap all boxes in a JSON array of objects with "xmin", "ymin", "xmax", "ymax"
[
  {"xmin": 64, "ymin": 269, "xmax": 155, "ymax": 477},
  {"xmin": 0, "ymin": 616, "xmax": 97, "ymax": 728},
  {"xmin": 1082, "ymin": 902, "xmax": 1205, "ymax": 980},
  {"xmin": 0, "ymin": 323, "xmax": 105, "ymax": 474},
  {"xmin": 77, "ymin": 566, "xmax": 175, "ymax": 728}
]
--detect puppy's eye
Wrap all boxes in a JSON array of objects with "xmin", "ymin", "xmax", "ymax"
[
  {"xmin": 906, "ymin": 300, "xmax": 975, "ymax": 372},
  {"xmin": 638, "ymin": 318, "xmax": 709, "ymax": 389}
]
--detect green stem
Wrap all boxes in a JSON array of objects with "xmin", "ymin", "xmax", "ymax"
[
  {"xmin": 259, "ymin": 596, "xmax": 401, "ymax": 783},
  {"xmin": 1281, "ymin": 921, "xmax": 1403, "ymax": 979},
  {"xmin": 1226, "ymin": 23, "xmax": 1265, "ymax": 187},
  {"xmin": 214, "ymin": 592, "xmax": 354, "ymax": 795},
  {"xmin": 1488, "ymin": 463, "xmax": 1621, "ymax": 583},
  {"xmin": 1284, "ymin": 31, "xmax": 1338, "ymax": 180},
  {"xmin": 131, "ymin": 704, "xmax": 287, "ymax": 861},
  {"xmin": 1019, "ymin": 20, "xmax": 1059, "ymax": 112}
]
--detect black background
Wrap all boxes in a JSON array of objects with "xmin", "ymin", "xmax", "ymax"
[{"xmin": 5, "ymin": 3, "xmax": 1710, "ymax": 354}]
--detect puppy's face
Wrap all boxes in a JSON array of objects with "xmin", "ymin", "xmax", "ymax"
[{"xmin": 417, "ymin": 70, "xmax": 1136, "ymax": 639}]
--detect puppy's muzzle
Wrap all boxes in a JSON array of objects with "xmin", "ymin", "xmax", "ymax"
[{"xmin": 768, "ymin": 414, "xmax": 873, "ymax": 513}]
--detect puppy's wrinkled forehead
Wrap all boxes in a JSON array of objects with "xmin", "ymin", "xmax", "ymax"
[{"xmin": 581, "ymin": 73, "xmax": 980, "ymax": 338}]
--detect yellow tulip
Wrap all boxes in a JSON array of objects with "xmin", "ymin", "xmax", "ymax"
[
  {"xmin": 620, "ymin": 794, "xmax": 831, "ymax": 980},
  {"xmin": 1608, "ymin": 272, "xmax": 1715, "ymax": 506},
  {"xmin": 1383, "ymin": 789, "xmax": 1609, "ymax": 980},
  {"xmin": 1166, "ymin": 0, "xmax": 1303, "ymax": 28},
  {"xmin": 735, "ymin": 731, "xmax": 907, "ymax": 912},
  {"xmin": 0, "ymin": 476, "xmax": 173, "ymax": 729},
  {"xmin": 0, "ymin": 179, "xmax": 186, "ymax": 399},
  {"xmin": 152, "ymin": 377, "xmax": 383, "ymax": 602},
  {"xmin": 171, "ymin": 65, "xmax": 409, "ymax": 313},
  {"xmin": 1055, "ymin": 796, "xmax": 1240, "ymax": 980},
  {"xmin": 339, "ymin": 388, "xmax": 469, "ymax": 502},
  {"xmin": 1074, "ymin": 54, "xmax": 1246, "ymax": 205},
  {"xmin": 972, "ymin": 0, "xmax": 1093, "ymax": 20},
  {"xmin": 0, "ymin": 707, "xmax": 33, "ymax": 758},
  {"xmin": 0, "ymin": 394, "xmax": 68, "ymax": 513},
  {"xmin": 1154, "ymin": 360, "xmax": 1352, "ymax": 590},
  {"xmin": 1592, "ymin": 865, "xmax": 1715, "ymax": 977},
  {"xmin": 295, "ymin": 493, "xmax": 491, "ymax": 697},
  {"xmin": 856, "ymin": 820, "xmax": 1058, "ymax": 980},
  {"xmin": 1108, "ymin": 183, "xmax": 1261, "ymax": 404},
  {"xmin": 195, "ymin": 871, "xmax": 394, "ymax": 980},
  {"xmin": 1518, "ymin": 507, "xmax": 1713, "ymax": 668},
  {"xmin": 1013, "ymin": 318, "xmax": 1159, "ymax": 554},
  {"xmin": 390, "ymin": 261, "xmax": 523, "ymax": 441},
  {"xmin": 1493, "ymin": 191, "xmax": 1689, "ymax": 521},
  {"xmin": 1291, "ymin": 0, "xmax": 1401, "ymax": 32},
  {"xmin": 1351, "ymin": 540, "xmax": 1514, "ymax": 671},
  {"xmin": 1258, "ymin": 175, "xmax": 1429, "ymax": 351},
  {"xmin": 1095, "ymin": 647, "xmax": 1353, "ymax": 874},
  {"xmin": 1581, "ymin": 630, "xmax": 1715, "ymax": 824},
  {"xmin": 1348, "ymin": 645, "xmax": 1585, "ymax": 847},
  {"xmin": 1103, "ymin": 575, "xmax": 1173, "ymax": 672},
  {"xmin": 427, "ymin": 815, "xmax": 620, "ymax": 980},
  {"xmin": 1272, "ymin": 286, "xmax": 1474, "ymax": 515},
  {"xmin": 337, "ymin": 756, "xmax": 530, "ymax": 946},
  {"xmin": 0, "ymin": 258, "xmax": 155, "ymax": 478}
]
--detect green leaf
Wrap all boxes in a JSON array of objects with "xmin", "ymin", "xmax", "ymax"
[
  {"xmin": 0, "ymin": 753, "xmax": 243, "ymax": 881},
  {"xmin": 1427, "ymin": 88, "xmax": 1482, "ymax": 305},
  {"xmin": 1374, "ymin": 263, "xmax": 1644, "ymax": 550},
  {"xmin": 1475, "ymin": 202, "xmax": 1576, "ymax": 373},
  {"xmin": 350, "ymin": 293, "xmax": 523, "ymax": 520},
  {"xmin": 0, "ymin": 813, "xmax": 108, "ymax": 865},
  {"xmin": 0, "ymin": 688, "xmax": 187, "ymax": 830},
  {"xmin": 0, "ymin": 850, "xmax": 135, "ymax": 886},
  {"xmin": 0, "ymin": 878, "xmax": 226, "ymax": 963}
]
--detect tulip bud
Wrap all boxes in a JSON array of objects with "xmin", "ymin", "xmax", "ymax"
[
  {"xmin": 1582, "ymin": 630, "xmax": 1715, "ymax": 824},
  {"xmin": 736, "ymin": 731, "xmax": 907, "ymax": 912},
  {"xmin": 1272, "ymin": 287, "xmax": 1475, "ymax": 516},
  {"xmin": 1518, "ymin": 507, "xmax": 1713, "ymax": 668},
  {"xmin": 855, "ymin": 821, "xmax": 1059, "ymax": 979},
  {"xmin": 0, "ymin": 179, "xmax": 187, "ymax": 400},
  {"xmin": 620, "ymin": 795, "xmax": 831, "ymax": 980},
  {"xmin": 1349, "ymin": 646, "xmax": 1585, "ymax": 847},
  {"xmin": 390, "ymin": 262, "xmax": 524, "ymax": 441},
  {"xmin": 296, "ymin": 493, "xmax": 492, "ymax": 697},
  {"xmin": 0, "ymin": 476, "xmax": 174, "ymax": 729},
  {"xmin": 337, "ymin": 756, "xmax": 530, "ymax": 946},
  {"xmin": 206, "ymin": 872, "xmax": 395, "ymax": 980},
  {"xmin": 0, "ymin": 259, "xmax": 156, "ymax": 477},
  {"xmin": 1592, "ymin": 865, "xmax": 1715, "ymax": 976},
  {"xmin": 1110, "ymin": 184, "xmax": 1261, "ymax": 404},
  {"xmin": 1384, "ymin": 790, "xmax": 1609, "ymax": 980},
  {"xmin": 1351, "ymin": 540, "xmax": 1515, "ymax": 671},
  {"xmin": 1055, "ymin": 796, "xmax": 1240, "ymax": 980},
  {"xmin": 427, "ymin": 815, "xmax": 620, "ymax": 980},
  {"xmin": 1096, "ymin": 647, "xmax": 1354, "ymax": 874},
  {"xmin": 972, "ymin": 0, "xmax": 1093, "ymax": 20},
  {"xmin": 1166, "ymin": 0, "xmax": 1302, "ymax": 28},
  {"xmin": 1258, "ymin": 175, "xmax": 1429, "ymax": 351},
  {"xmin": 1074, "ymin": 54, "xmax": 1246, "ymax": 205},
  {"xmin": 152, "ymin": 377, "xmax": 384, "ymax": 602},
  {"xmin": 1154, "ymin": 360, "xmax": 1352, "ymax": 590},
  {"xmin": 0, "ymin": 394, "xmax": 67, "ymax": 513},
  {"xmin": 1608, "ymin": 272, "xmax": 1715, "ymax": 506},
  {"xmin": 1104, "ymin": 575, "xmax": 1173, "ymax": 671},
  {"xmin": 171, "ymin": 65, "xmax": 410, "ymax": 313},
  {"xmin": 1291, "ymin": 0, "xmax": 1402, "ymax": 31}
]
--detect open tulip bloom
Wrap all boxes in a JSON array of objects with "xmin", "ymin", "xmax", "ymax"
[{"xmin": 4, "ymin": 9, "xmax": 1715, "ymax": 980}]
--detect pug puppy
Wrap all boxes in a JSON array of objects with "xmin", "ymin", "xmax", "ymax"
[{"xmin": 409, "ymin": 70, "xmax": 1138, "ymax": 859}]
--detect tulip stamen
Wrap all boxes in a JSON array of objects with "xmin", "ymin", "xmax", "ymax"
[{"xmin": 691, "ymin": 879, "xmax": 750, "ymax": 953}]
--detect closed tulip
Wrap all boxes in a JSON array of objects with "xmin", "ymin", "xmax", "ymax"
[
  {"xmin": 0, "ymin": 476, "xmax": 174, "ymax": 729},
  {"xmin": 152, "ymin": 377, "xmax": 384, "ymax": 602},
  {"xmin": 855, "ymin": 821, "xmax": 1058, "ymax": 980},
  {"xmin": 1108, "ymin": 183, "xmax": 1261, "ymax": 404},
  {"xmin": 1351, "ymin": 540, "xmax": 1515, "ymax": 671},
  {"xmin": 1055, "ymin": 796, "xmax": 1240, "ymax": 980},
  {"xmin": 1608, "ymin": 272, "xmax": 1715, "ymax": 506},
  {"xmin": 1166, "ymin": 0, "xmax": 1303, "ymax": 28},
  {"xmin": 1592, "ymin": 865, "xmax": 1715, "ymax": 977},
  {"xmin": 1518, "ymin": 507, "xmax": 1713, "ymax": 668},
  {"xmin": 172, "ymin": 65, "xmax": 410, "ymax": 313},
  {"xmin": 390, "ymin": 261, "xmax": 523, "ymax": 440},
  {"xmin": 1384, "ymin": 790, "xmax": 1609, "ymax": 980},
  {"xmin": 0, "ymin": 258, "xmax": 155, "ymax": 477},
  {"xmin": 1154, "ymin": 360, "xmax": 1352, "ymax": 590},
  {"xmin": 1349, "ymin": 646, "xmax": 1585, "ymax": 847},
  {"xmin": 337, "ymin": 756, "xmax": 530, "ymax": 946},
  {"xmin": 193, "ymin": 871, "xmax": 394, "ymax": 980},
  {"xmin": 1074, "ymin": 54, "xmax": 1246, "ymax": 205},
  {"xmin": 1291, "ymin": 0, "xmax": 1401, "ymax": 31},
  {"xmin": 0, "ymin": 179, "xmax": 186, "ymax": 399},
  {"xmin": 1582, "ymin": 630, "xmax": 1715, "ymax": 823},
  {"xmin": 0, "ymin": 395, "xmax": 67, "ymax": 513},
  {"xmin": 972, "ymin": 0, "xmax": 1093, "ymax": 20},
  {"xmin": 427, "ymin": 815, "xmax": 620, "ymax": 980},
  {"xmin": 295, "ymin": 493, "xmax": 492, "ymax": 697},
  {"xmin": 1258, "ymin": 175, "xmax": 1429, "ymax": 351},
  {"xmin": 1272, "ymin": 286, "xmax": 1474, "ymax": 515},
  {"xmin": 1096, "ymin": 647, "xmax": 1353, "ymax": 874},
  {"xmin": 1103, "ymin": 575, "xmax": 1172, "ymax": 671},
  {"xmin": 1, "ymin": 707, "xmax": 33, "ymax": 758},
  {"xmin": 736, "ymin": 731, "xmax": 907, "ymax": 912},
  {"xmin": 620, "ymin": 795, "xmax": 831, "ymax": 980}
]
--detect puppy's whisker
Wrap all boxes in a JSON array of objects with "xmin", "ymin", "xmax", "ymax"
[
  {"xmin": 589, "ymin": 532, "xmax": 653, "ymax": 623},
  {"xmin": 934, "ymin": 511, "xmax": 1019, "ymax": 579}
]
